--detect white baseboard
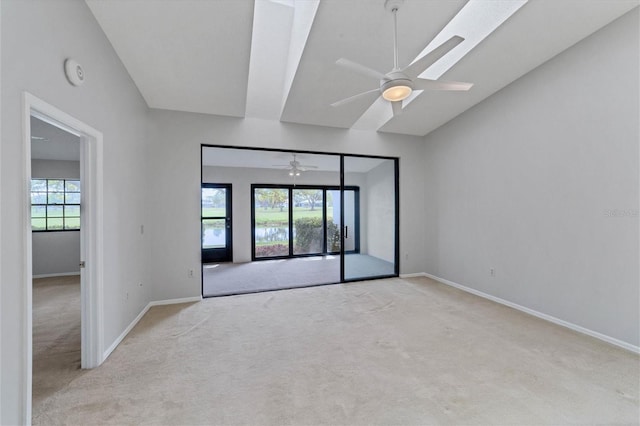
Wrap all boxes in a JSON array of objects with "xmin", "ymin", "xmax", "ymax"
[
  {"xmin": 33, "ymin": 271, "xmax": 80, "ymax": 279},
  {"xmin": 399, "ymin": 272, "xmax": 427, "ymax": 278},
  {"xmin": 406, "ymin": 272, "xmax": 639, "ymax": 354},
  {"xmin": 149, "ymin": 296, "xmax": 202, "ymax": 307},
  {"xmin": 102, "ymin": 295, "xmax": 202, "ymax": 362}
]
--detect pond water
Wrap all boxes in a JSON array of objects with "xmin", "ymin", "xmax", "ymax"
[
  {"xmin": 255, "ymin": 227, "xmax": 289, "ymax": 243},
  {"xmin": 203, "ymin": 228, "xmax": 225, "ymax": 248}
]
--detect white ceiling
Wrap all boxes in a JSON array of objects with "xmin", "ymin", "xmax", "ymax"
[
  {"xmin": 31, "ymin": 117, "xmax": 80, "ymax": 161},
  {"xmin": 86, "ymin": 0, "xmax": 639, "ymax": 137}
]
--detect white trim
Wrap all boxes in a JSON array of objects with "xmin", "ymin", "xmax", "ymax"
[
  {"xmin": 102, "ymin": 296, "xmax": 202, "ymax": 361},
  {"xmin": 23, "ymin": 93, "xmax": 104, "ymax": 425},
  {"xmin": 149, "ymin": 296, "xmax": 202, "ymax": 307},
  {"xmin": 33, "ymin": 272, "xmax": 81, "ymax": 279},
  {"xmin": 399, "ymin": 272, "xmax": 426, "ymax": 278},
  {"xmin": 416, "ymin": 272, "xmax": 639, "ymax": 354}
]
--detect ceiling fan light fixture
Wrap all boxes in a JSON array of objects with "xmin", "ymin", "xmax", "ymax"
[{"xmin": 381, "ymin": 78, "xmax": 413, "ymax": 101}]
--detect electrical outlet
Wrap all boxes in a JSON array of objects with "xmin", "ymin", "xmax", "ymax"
[
  {"xmin": 188, "ymin": 269, "xmax": 194, "ymax": 278},
  {"xmin": 126, "ymin": 292, "xmax": 129, "ymax": 300},
  {"xmin": 490, "ymin": 268, "xmax": 495, "ymax": 277},
  {"xmin": 140, "ymin": 225, "xmax": 144, "ymax": 235},
  {"xmin": 404, "ymin": 253, "xmax": 409, "ymax": 260}
]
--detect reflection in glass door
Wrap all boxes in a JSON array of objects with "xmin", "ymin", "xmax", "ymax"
[
  {"xmin": 342, "ymin": 156, "xmax": 398, "ymax": 281},
  {"xmin": 202, "ymin": 184, "xmax": 232, "ymax": 262}
]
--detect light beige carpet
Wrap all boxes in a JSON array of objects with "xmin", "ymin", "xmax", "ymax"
[
  {"xmin": 32, "ymin": 275, "xmax": 83, "ymax": 410},
  {"xmin": 34, "ymin": 277, "xmax": 639, "ymax": 425}
]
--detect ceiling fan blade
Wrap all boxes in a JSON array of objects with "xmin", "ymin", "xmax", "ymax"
[
  {"xmin": 413, "ymin": 78, "xmax": 473, "ymax": 91},
  {"xmin": 331, "ymin": 89, "xmax": 380, "ymax": 108},
  {"xmin": 336, "ymin": 58, "xmax": 385, "ymax": 80},
  {"xmin": 402, "ymin": 35, "xmax": 465, "ymax": 79},
  {"xmin": 391, "ymin": 100, "xmax": 403, "ymax": 116},
  {"xmin": 299, "ymin": 165, "xmax": 318, "ymax": 169}
]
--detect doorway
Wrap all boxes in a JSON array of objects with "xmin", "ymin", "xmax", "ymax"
[
  {"xmin": 23, "ymin": 93, "xmax": 104, "ymax": 423},
  {"xmin": 30, "ymin": 117, "xmax": 83, "ymax": 409},
  {"xmin": 201, "ymin": 183, "xmax": 232, "ymax": 263}
]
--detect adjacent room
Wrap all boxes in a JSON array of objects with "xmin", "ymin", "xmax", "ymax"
[
  {"xmin": 1, "ymin": 0, "xmax": 638, "ymax": 425},
  {"xmin": 201, "ymin": 146, "xmax": 398, "ymax": 296}
]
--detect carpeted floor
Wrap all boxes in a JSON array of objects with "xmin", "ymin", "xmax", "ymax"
[
  {"xmin": 33, "ymin": 276, "xmax": 639, "ymax": 425},
  {"xmin": 203, "ymin": 254, "xmax": 394, "ymax": 296},
  {"xmin": 32, "ymin": 275, "xmax": 83, "ymax": 410}
]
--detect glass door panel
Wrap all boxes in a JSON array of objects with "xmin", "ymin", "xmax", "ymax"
[
  {"xmin": 293, "ymin": 189, "xmax": 324, "ymax": 255},
  {"xmin": 254, "ymin": 187, "xmax": 290, "ymax": 258},
  {"xmin": 343, "ymin": 157, "xmax": 397, "ymax": 281}
]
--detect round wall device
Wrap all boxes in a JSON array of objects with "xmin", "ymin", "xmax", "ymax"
[{"xmin": 64, "ymin": 59, "xmax": 85, "ymax": 87}]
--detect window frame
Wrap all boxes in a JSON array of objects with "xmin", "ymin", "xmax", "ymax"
[{"xmin": 31, "ymin": 178, "xmax": 81, "ymax": 232}]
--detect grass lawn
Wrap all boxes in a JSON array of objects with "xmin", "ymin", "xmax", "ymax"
[
  {"xmin": 255, "ymin": 207, "xmax": 332, "ymax": 226},
  {"xmin": 203, "ymin": 206, "xmax": 334, "ymax": 227}
]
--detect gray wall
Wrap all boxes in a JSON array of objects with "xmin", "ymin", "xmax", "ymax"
[
  {"xmin": 31, "ymin": 160, "xmax": 81, "ymax": 277},
  {"xmin": 1, "ymin": 1, "xmax": 150, "ymax": 423},
  {"xmin": 423, "ymin": 9, "xmax": 639, "ymax": 346},
  {"xmin": 365, "ymin": 160, "xmax": 396, "ymax": 263}
]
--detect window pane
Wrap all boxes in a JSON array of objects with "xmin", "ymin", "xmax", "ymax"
[
  {"xmin": 48, "ymin": 218, "xmax": 63, "ymax": 230},
  {"xmin": 31, "ymin": 179, "xmax": 47, "ymax": 191},
  {"xmin": 48, "ymin": 180, "xmax": 64, "ymax": 192},
  {"xmin": 32, "ymin": 218, "xmax": 46, "ymax": 231},
  {"xmin": 64, "ymin": 217, "xmax": 80, "ymax": 230},
  {"xmin": 65, "ymin": 192, "xmax": 81, "ymax": 204},
  {"xmin": 65, "ymin": 180, "xmax": 80, "ymax": 192},
  {"xmin": 202, "ymin": 188, "xmax": 226, "ymax": 217},
  {"xmin": 202, "ymin": 219, "xmax": 226, "ymax": 249},
  {"xmin": 32, "ymin": 205, "xmax": 46, "ymax": 218},
  {"xmin": 48, "ymin": 193, "xmax": 64, "ymax": 204},
  {"xmin": 65, "ymin": 205, "xmax": 80, "ymax": 217},
  {"xmin": 254, "ymin": 188, "xmax": 289, "ymax": 258},
  {"xmin": 48, "ymin": 205, "xmax": 63, "ymax": 217},
  {"xmin": 31, "ymin": 192, "xmax": 47, "ymax": 204}
]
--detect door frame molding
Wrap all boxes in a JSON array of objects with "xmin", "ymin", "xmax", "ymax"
[{"xmin": 22, "ymin": 93, "xmax": 104, "ymax": 423}]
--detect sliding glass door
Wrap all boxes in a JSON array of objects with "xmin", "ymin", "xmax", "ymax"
[
  {"xmin": 252, "ymin": 185, "xmax": 355, "ymax": 260},
  {"xmin": 342, "ymin": 156, "xmax": 398, "ymax": 281}
]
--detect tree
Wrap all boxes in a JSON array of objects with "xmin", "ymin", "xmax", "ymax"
[{"xmin": 295, "ymin": 189, "xmax": 322, "ymax": 211}]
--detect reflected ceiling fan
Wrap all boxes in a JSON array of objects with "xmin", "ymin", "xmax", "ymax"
[
  {"xmin": 331, "ymin": 0, "xmax": 473, "ymax": 116},
  {"xmin": 272, "ymin": 154, "xmax": 318, "ymax": 176}
]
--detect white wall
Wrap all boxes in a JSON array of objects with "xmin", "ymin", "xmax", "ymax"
[
  {"xmin": 31, "ymin": 160, "xmax": 81, "ymax": 276},
  {"xmin": 1, "ymin": 1, "xmax": 150, "ymax": 423},
  {"xmin": 423, "ymin": 9, "xmax": 639, "ymax": 347},
  {"xmin": 148, "ymin": 112, "xmax": 427, "ymax": 301}
]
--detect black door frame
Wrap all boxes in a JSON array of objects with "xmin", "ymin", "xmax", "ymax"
[
  {"xmin": 201, "ymin": 183, "xmax": 232, "ymax": 263},
  {"xmin": 200, "ymin": 145, "xmax": 400, "ymax": 290}
]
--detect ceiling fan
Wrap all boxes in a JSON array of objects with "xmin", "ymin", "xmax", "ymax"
[
  {"xmin": 272, "ymin": 154, "xmax": 318, "ymax": 176},
  {"xmin": 331, "ymin": 0, "xmax": 473, "ymax": 116}
]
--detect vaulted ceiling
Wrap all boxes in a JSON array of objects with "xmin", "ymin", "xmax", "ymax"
[{"xmin": 86, "ymin": 0, "xmax": 638, "ymax": 137}]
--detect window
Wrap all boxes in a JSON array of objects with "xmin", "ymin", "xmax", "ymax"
[{"xmin": 31, "ymin": 179, "xmax": 80, "ymax": 231}]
